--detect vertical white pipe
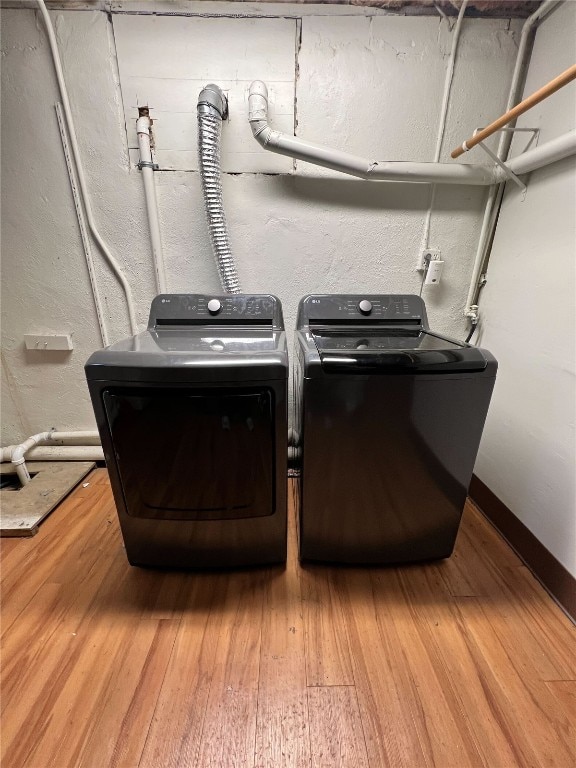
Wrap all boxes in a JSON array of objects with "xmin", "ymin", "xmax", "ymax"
[
  {"xmin": 464, "ymin": 0, "xmax": 561, "ymax": 318},
  {"xmin": 136, "ymin": 115, "xmax": 167, "ymax": 294},
  {"xmin": 420, "ymin": 0, "xmax": 468, "ymax": 257},
  {"xmin": 36, "ymin": 0, "xmax": 138, "ymax": 335},
  {"xmin": 55, "ymin": 102, "xmax": 109, "ymax": 346}
]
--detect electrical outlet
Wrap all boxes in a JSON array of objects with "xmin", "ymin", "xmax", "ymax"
[
  {"xmin": 425, "ymin": 259, "xmax": 444, "ymax": 285},
  {"xmin": 25, "ymin": 334, "xmax": 73, "ymax": 351},
  {"xmin": 416, "ymin": 248, "xmax": 441, "ymax": 271}
]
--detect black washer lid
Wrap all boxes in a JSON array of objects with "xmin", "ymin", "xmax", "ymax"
[{"xmin": 310, "ymin": 328, "xmax": 490, "ymax": 373}]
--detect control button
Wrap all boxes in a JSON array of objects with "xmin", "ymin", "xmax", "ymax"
[
  {"xmin": 207, "ymin": 299, "xmax": 222, "ymax": 315},
  {"xmin": 356, "ymin": 339, "xmax": 370, "ymax": 350},
  {"xmin": 210, "ymin": 340, "xmax": 225, "ymax": 352},
  {"xmin": 358, "ymin": 299, "xmax": 373, "ymax": 315}
]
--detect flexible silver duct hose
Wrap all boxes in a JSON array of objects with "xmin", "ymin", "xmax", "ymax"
[{"xmin": 197, "ymin": 84, "xmax": 241, "ymax": 294}]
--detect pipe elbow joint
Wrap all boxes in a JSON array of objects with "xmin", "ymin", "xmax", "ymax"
[
  {"xmin": 197, "ymin": 84, "xmax": 228, "ymax": 119},
  {"xmin": 250, "ymin": 121, "xmax": 273, "ymax": 147},
  {"xmin": 11, "ymin": 449, "xmax": 25, "ymax": 465}
]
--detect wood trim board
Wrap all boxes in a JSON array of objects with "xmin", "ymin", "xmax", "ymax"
[{"xmin": 469, "ymin": 474, "xmax": 575, "ymax": 622}]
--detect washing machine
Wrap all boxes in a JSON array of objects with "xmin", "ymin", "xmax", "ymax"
[
  {"xmin": 86, "ymin": 293, "xmax": 288, "ymax": 568},
  {"xmin": 294, "ymin": 294, "xmax": 497, "ymax": 564}
]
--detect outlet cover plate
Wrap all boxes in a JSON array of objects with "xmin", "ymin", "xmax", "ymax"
[{"xmin": 24, "ymin": 334, "xmax": 73, "ymax": 351}]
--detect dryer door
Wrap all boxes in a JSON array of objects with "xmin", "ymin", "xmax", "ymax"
[{"xmin": 103, "ymin": 387, "xmax": 274, "ymax": 520}]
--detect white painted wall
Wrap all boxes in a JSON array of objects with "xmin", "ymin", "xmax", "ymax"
[
  {"xmin": 0, "ymin": 4, "xmax": 523, "ymax": 445},
  {"xmin": 475, "ymin": 2, "xmax": 576, "ymax": 576}
]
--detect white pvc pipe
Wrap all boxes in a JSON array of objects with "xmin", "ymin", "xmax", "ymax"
[
  {"xmin": 55, "ymin": 102, "xmax": 109, "ymax": 347},
  {"xmin": 464, "ymin": 0, "xmax": 562, "ymax": 319},
  {"xmin": 464, "ymin": 184, "xmax": 498, "ymax": 320},
  {"xmin": 249, "ymin": 81, "xmax": 575, "ymax": 188},
  {"xmin": 420, "ymin": 0, "xmax": 468, "ymax": 257},
  {"xmin": 497, "ymin": 0, "xmax": 561, "ymax": 162},
  {"xmin": 507, "ymin": 129, "xmax": 576, "ymax": 175},
  {"xmin": 36, "ymin": 0, "xmax": 138, "ymax": 335},
  {"xmin": 248, "ymin": 81, "xmax": 498, "ymax": 186},
  {"xmin": 23, "ymin": 446, "xmax": 104, "ymax": 462},
  {"xmin": 3, "ymin": 430, "xmax": 103, "ymax": 485},
  {"xmin": 45, "ymin": 431, "xmax": 100, "ymax": 445},
  {"xmin": 136, "ymin": 115, "xmax": 167, "ymax": 294},
  {"xmin": 11, "ymin": 432, "xmax": 52, "ymax": 485}
]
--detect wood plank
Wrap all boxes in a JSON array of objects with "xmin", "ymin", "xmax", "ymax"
[
  {"xmin": 137, "ymin": 574, "xmax": 225, "ymax": 768},
  {"xmin": 0, "ymin": 461, "xmax": 95, "ymax": 536},
  {"xmin": 2, "ymin": 476, "xmax": 575, "ymax": 768},
  {"xmin": 254, "ymin": 483, "xmax": 310, "ymax": 768},
  {"xmin": 437, "ymin": 505, "xmax": 575, "ymax": 682},
  {"xmin": 76, "ymin": 618, "xmax": 179, "ymax": 768},
  {"xmin": 470, "ymin": 474, "xmax": 576, "ymax": 619},
  {"xmin": 0, "ymin": 479, "xmax": 119, "ymax": 636},
  {"xmin": 397, "ymin": 567, "xmax": 554, "ymax": 767},
  {"xmin": 456, "ymin": 597, "xmax": 576, "ymax": 766},
  {"xmin": 307, "ymin": 686, "xmax": 369, "ymax": 768},
  {"xmin": 300, "ymin": 559, "xmax": 354, "ymax": 687},
  {"xmin": 194, "ymin": 570, "xmax": 267, "ymax": 768},
  {"xmin": 370, "ymin": 569, "xmax": 483, "ymax": 768},
  {"xmin": 545, "ymin": 681, "xmax": 576, "ymax": 722},
  {"xmin": 337, "ymin": 567, "xmax": 430, "ymax": 767}
]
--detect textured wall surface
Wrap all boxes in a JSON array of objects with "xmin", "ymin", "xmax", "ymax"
[
  {"xmin": 474, "ymin": 3, "xmax": 576, "ymax": 576},
  {"xmin": 1, "ymin": 5, "xmax": 522, "ymax": 443}
]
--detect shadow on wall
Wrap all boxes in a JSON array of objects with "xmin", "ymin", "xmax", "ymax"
[
  {"xmin": 24, "ymin": 350, "xmax": 73, "ymax": 365},
  {"xmin": 265, "ymin": 175, "xmax": 485, "ymax": 212}
]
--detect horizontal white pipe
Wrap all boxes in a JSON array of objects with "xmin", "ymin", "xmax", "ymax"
[
  {"xmin": 248, "ymin": 81, "xmax": 498, "ymax": 186},
  {"xmin": 24, "ymin": 446, "xmax": 104, "ymax": 461},
  {"xmin": 248, "ymin": 81, "xmax": 576, "ymax": 186},
  {"xmin": 48, "ymin": 431, "xmax": 100, "ymax": 445},
  {"xmin": 136, "ymin": 115, "xmax": 167, "ymax": 294},
  {"xmin": 2, "ymin": 430, "xmax": 103, "ymax": 484},
  {"xmin": 506, "ymin": 130, "xmax": 576, "ymax": 175}
]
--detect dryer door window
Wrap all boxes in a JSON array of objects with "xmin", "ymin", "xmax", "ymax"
[{"xmin": 103, "ymin": 388, "xmax": 274, "ymax": 520}]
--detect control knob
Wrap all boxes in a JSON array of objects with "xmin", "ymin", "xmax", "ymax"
[
  {"xmin": 358, "ymin": 299, "xmax": 373, "ymax": 315},
  {"xmin": 207, "ymin": 299, "xmax": 222, "ymax": 315}
]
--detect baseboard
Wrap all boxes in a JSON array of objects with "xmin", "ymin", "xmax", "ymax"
[{"xmin": 469, "ymin": 474, "xmax": 575, "ymax": 622}]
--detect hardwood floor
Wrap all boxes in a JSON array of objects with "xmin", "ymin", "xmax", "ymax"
[{"xmin": 1, "ymin": 469, "xmax": 574, "ymax": 768}]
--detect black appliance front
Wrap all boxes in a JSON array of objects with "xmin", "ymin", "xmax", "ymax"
[
  {"xmin": 86, "ymin": 294, "xmax": 288, "ymax": 569},
  {"xmin": 294, "ymin": 294, "xmax": 497, "ymax": 564}
]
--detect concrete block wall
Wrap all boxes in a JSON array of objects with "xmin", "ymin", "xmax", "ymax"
[{"xmin": 1, "ymin": 3, "xmax": 522, "ymax": 443}]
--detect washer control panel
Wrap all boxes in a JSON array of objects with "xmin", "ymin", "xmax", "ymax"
[
  {"xmin": 298, "ymin": 294, "xmax": 427, "ymax": 326},
  {"xmin": 149, "ymin": 294, "xmax": 283, "ymax": 328}
]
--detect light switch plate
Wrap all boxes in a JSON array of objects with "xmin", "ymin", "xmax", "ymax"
[{"xmin": 24, "ymin": 334, "xmax": 73, "ymax": 351}]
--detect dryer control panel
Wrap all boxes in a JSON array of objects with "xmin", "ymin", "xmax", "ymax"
[
  {"xmin": 149, "ymin": 294, "xmax": 284, "ymax": 329},
  {"xmin": 297, "ymin": 294, "xmax": 428, "ymax": 327}
]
